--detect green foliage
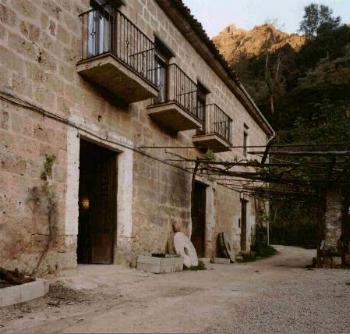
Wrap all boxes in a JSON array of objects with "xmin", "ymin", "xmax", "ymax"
[
  {"xmin": 237, "ymin": 225, "xmax": 277, "ymax": 263},
  {"xmin": 29, "ymin": 153, "xmax": 58, "ymax": 276},
  {"xmin": 299, "ymin": 3, "xmax": 341, "ymax": 39},
  {"xmin": 238, "ymin": 245, "xmax": 277, "ymax": 262},
  {"xmin": 297, "ymin": 24, "xmax": 350, "ymax": 70},
  {"xmin": 230, "ymin": 4, "xmax": 350, "ymax": 247},
  {"xmin": 40, "ymin": 154, "xmax": 56, "ymax": 181},
  {"xmin": 254, "ymin": 224, "xmax": 268, "ymax": 249},
  {"xmin": 204, "ymin": 149, "xmax": 215, "ymax": 161},
  {"xmin": 187, "ymin": 260, "xmax": 207, "ymax": 271},
  {"xmin": 225, "ymin": 4, "xmax": 350, "ymax": 247},
  {"xmin": 270, "ymin": 201, "xmax": 319, "ymax": 248}
]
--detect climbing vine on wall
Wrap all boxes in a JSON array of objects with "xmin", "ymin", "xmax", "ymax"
[{"xmin": 29, "ymin": 154, "xmax": 57, "ymax": 276}]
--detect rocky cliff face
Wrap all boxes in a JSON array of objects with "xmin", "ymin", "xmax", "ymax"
[
  {"xmin": 212, "ymin": 24, "xmax": 306, "ymax": 109},
  {"xmin": 213, "ymin": 24, "xmax": 305, "ymax": 66}
]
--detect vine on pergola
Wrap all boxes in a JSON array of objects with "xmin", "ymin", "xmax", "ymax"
[{"xmin": 162, "ymin": 143, "xmax": 350, "ymax": 203}]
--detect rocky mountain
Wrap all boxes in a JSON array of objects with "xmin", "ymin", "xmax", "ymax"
[
  {"xmin": 213, "ymin": 24, "xmax": 306, "ymax": 112},
  {"xmin": 213, "ymin": 24, "xmax": 305, "ymax": 67}
]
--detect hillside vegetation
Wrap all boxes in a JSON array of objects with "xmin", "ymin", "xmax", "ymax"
[{"xmin": 213, "ymin": 4, "xmax": 350, "ymax": 247}]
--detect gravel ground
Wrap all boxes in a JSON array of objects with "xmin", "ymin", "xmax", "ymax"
[{"xmin": 1, "ymin": 246, "xmax": 350, "ymax": 333}]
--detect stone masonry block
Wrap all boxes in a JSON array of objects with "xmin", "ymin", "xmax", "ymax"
[
  {"xmin": 0, "ymin": 0, "xmax": 269, "ymax": 272},
  {"xmin": 0, "ymin": 280, "xmax": 49, "ymax": 307},
  {"xmin": 137, "ymin": 255, "xmax": 183, "ymax": 274},
  {"xmin": 0, "ymin": 3, "xmax": 16, "ymax": 26},
  {"xmin": 0, "ymin": 111, "xmax": 9, "ymax": 130}
]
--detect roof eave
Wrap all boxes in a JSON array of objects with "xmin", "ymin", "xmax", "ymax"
[{"xmin": 155, "ymin": 0, "xmax": 274, "ymax": 137}]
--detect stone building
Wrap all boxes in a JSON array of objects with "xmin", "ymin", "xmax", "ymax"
[{"xmin": 0, "ymin": 0, "xmax": 274, "ymax": 273}]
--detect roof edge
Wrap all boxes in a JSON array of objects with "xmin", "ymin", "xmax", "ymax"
[{"xmin": 155, "ymin": 0, "xmax": 274, "ymax": 137}]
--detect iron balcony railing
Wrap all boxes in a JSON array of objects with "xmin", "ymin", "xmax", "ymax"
[
  {"xmin": 153, "ymin": 64, "xmax": 203, "ymax": 122},
  {"xmin": 80, "ymin": 8, "xmax": 157, "ymax": 88},
  {"xmin": 204, "ymin": 104, "xmax": 232, "ymax": 144}
]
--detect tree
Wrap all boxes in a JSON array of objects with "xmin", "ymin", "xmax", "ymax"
[{"xmin": 299, "ymin": 4, "xmax": 341, "ymax": 39}]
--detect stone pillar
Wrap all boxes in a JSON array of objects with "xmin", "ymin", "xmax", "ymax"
[
  {"xmin": 205, "ymin": 186, "xmax": 216, "ymax": 258},
  {"xmin": 324, "ymin": 190, "xmax": 343, "ymax": 250}
]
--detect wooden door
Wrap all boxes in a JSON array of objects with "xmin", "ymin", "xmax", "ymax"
[
  {"xmin": 90, "ymin": 154, "xmax": 117, "ymax": 264},
  {"xmin": 241, "ymin": 200, "xmax": 248, "ymax": 252},
  {"xmin": 191, "ymin": 182, "xmax": 206, "ymax": 257},
  {"xmin": 78, "ymin": 141, "xmax": 117, "ymax": 264}
]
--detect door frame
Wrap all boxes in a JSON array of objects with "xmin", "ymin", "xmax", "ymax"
[
  {"xmin": 78, "ymin": 138, "xmax": 118, "ymax": 264},
  {"xmin": 64, "ymin": 126, "xmax": 134, "ymax": 266}
]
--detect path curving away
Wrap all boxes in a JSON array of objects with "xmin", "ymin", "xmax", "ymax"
[{"xmin": 1, "ymin": 246, "xmax": 349, "ymax": 333}]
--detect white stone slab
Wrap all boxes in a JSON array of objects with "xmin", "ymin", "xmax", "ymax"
[
  {"xmin": 213, "ymin": 258, "xmax": 231, "ymax": 264},
  {"xmin": 137, "ymin": 256, "xmax": 183, "ymax": 274},
  {"xmin": 0, "ymin": 279, "xmax": 49, "ymax": 307}
]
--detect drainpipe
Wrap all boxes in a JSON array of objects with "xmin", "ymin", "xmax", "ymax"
[{"xmin": 235, "ymin": 79, "xmax": 276, "ymax": 161}]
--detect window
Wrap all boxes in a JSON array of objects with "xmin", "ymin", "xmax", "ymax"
[
  {"xmin": 196, "ymin": 83, "xmax": 209, "ymax": 122},
  {"xmin": 154, "ymin": 38, "xmax": 173, "ymax": 104},
  {"xmin": 243, "ymin": 131, "xmax": 248, "ymax": 157},
  {"xmin": 87, "ymin": 1, "xmax": 113, "ymax": 57},
  {"xmin": 154, "ymin": 52, "xmax": 168, "ymax": 104},
  {"xmin": 243, "ymin": 124, "xmax": 249, "ymax": 157}
]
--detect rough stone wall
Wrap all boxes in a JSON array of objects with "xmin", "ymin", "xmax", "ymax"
[
  {"xmin": 0, "ymin": 0, "xmax": 269, "ymax": 271},
  {"xmin": 131, "ymin": 154, "xmax": 192, "ymax": 264},
  {"xmin": 215, "ymin": 186, "xmax": 239, "ymax": 255},
  {"xmin": 122, "ymin": 0, "xmax": 268, "ymax": 161},
  {"xmin": 0, "ymin": 99, "xmax": 74, "ymax": 274}
]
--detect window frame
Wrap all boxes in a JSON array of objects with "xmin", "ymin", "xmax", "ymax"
[
  {"xmin": 153, "ymin": 38, "xmax": 173, "ymax": 105},
  {"xmin": 243, "ymin": 124, "xmax": 249, "ymax": 157}
]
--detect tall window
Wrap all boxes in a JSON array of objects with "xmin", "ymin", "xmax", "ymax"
[
  {"xmin": 154, "ymin": 38, "xmax": 173, "ymax": 104},
  {"xmin": 243, "ymin": 124, "xmax": 249, "ymax": 157},
  {"xmin": 87, "ymin": 1, "xmax": 112, "ymax": 57},
  {"xmin": 196, "ymin": 83, "xmax": 207, "ymax": 121},
  {"xmin": 154, "ymin": 52, "xmax": 167, "ymax": 104}
]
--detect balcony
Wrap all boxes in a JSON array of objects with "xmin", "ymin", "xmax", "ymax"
[
  {"xmin": 147, "ymin": 64, "xmax": 203, "ymax": 132},
  {"xmin": 193, "ymin": 104, "xmax": 232, "ymax": 153},
  {"xmin": 77, "ymin": 9, "xmax": 158, "ymax": 104}
]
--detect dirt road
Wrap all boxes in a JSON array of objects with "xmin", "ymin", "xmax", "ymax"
[{"xmin": 1, "ymin": 246, "xmax": 350, "ymax": 333}]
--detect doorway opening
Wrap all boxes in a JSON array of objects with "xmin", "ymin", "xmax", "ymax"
[
  {"xmin": 77, "ymin": 139, "xmax": 117, "ymax": 264},
  {"xmin": 240, "ymin": 199, "xmax": 248, "ymax": 252},
  {"xmin": 191, "ymin": 181, "xmax": 207, "ymax": 257}
]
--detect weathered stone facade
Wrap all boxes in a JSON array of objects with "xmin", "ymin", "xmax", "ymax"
[{"xmin": 0, "ymin": 0, "xmax": 273, "ymax": 273}]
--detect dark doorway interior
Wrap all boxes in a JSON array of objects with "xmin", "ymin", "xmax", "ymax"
[
  {"xmin": 77, "ymin": 140, "xmax": 117, "ymax": 264},
  {"xmin": 241, "ymin": 200, "xmax": 248, "ymax": 252},
  {"xmin": 191, "ymin": 181, "xmax": 206, "ymax": 257}
]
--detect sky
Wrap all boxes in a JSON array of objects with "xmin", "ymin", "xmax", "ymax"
[{"xmin": 183, "ymin": 0, "xmax": 350, "ymax": 37}]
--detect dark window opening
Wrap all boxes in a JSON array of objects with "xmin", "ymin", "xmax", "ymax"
[
  {"xmin": 86, "ymin": 1, "xmax": 124, "ymax": 58},
  {"xmin": 154, "ymin": 53, "xmax": 168, "ymax": 104},
  {"xmin": 243, "ymin": 131, "xmax": 248, "ymax": 157},
  {"xmin": 196, "ymin": 83, "xmax": 208, "ymax": 122},
  {"xmin": 87, "ymin": 3, "xmax": 112, "ymax": 57},
  {"xmin": 154, "ymin": 38, "xmax": 173, "ymax": 104},
  {"xmin": 241, "ymin": 199, "xmax": 248, "ymax": 252}
]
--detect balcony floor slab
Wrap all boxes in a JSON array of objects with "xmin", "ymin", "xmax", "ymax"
[
  {"xmin": 193, "ymin": 133, "xmax": 232, "ymax": 153},
  {"xmin": 77, "ymin": 54, "xmax": 158, "ymax": 104},
  {"xmin": 148, "ymin": 102, "xmax": 202, "ymax": 132}
]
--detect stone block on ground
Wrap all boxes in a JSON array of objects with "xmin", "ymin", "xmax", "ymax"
[
  {"xmin": 199, "ymin": 258, "xmax": 211, "ymax": 265},
  {"xmin": 213, "ymin": 258, "xmax": 231, "ymax": 264},
  {"xmin": 0, "ymin": 279, "xmax": 49, "ymax": 307},
  {"xmin": 137, "ymin": 255, "xmax": 183, "ymax": 274}
]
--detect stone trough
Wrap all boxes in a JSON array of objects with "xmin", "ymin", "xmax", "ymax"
[
  {"xmin": 137, "ymin": 255, "xmax": 183, "ymax": 274},
  {"xmin": 0, "ymin": 279, "xmax": 49, "ymax": 307}
]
